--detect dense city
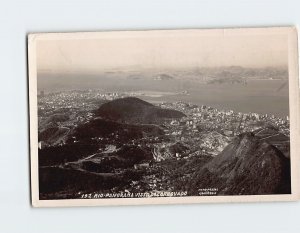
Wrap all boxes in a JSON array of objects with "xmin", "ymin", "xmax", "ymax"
[
  {"xmin": 38, "ymin": 89, "xmax": 290, "ymax": 156},
  {"xmin": 37, "ymin": 89, "xmax": 291, "ymax": 199}
]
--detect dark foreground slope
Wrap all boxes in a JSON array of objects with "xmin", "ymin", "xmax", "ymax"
[
  {"xmin": 188, "ymin": 132, "xmax": 291, "ymax": 195},
  {"xmin": 39, "ymin": 118, "xmax": 164, "ymax": 167},
  {"xmin": 72, "ymin": 118, "xmax": 165, "ymax": 142},
  {"xmin": 95, "ymin": 97, "xmax": 186, "ymax": 124},
  {"xmin": 39, "ymin": 145, "xmax": 152, "ymax": 199}
]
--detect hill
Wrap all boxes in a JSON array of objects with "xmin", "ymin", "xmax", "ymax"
[
  {"xmin": 188, "ymin": 132, "xmax": 291, "ymax": 195},
  {"xmin": 38, "ymin": 126, "xmax": 70, "ymax": 145},
  {"xmin": 39, "ymin": 166, "xmax": 133, "ymax": 199},
  {"xmin": 95, "ymin": 97, "xmax": 186, "ymax": 124},
  {"xmin": 72, "ymin": 118, "xmax": 165, "ymax": 142},
  {"xmin": 154, "ymin": 74, "xmax": 175, "ymax": 80}
]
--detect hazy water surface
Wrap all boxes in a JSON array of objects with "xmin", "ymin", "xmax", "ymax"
[{"xmin": 38, "ymin": 73, "xmax": 289, "ymax": 118}]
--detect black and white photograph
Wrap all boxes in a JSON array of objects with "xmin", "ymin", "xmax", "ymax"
[
  {"xmin": 28, "ymin": 27, "xmax": 300, "ymax": 207},
  {"xmin": 5, "ymin": 0, "xmax": 300, "ymax": 232}
]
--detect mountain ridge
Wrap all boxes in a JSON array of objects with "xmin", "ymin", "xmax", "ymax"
[
  {"xmin": 188, "ymin": 132, "xmax": 291, "ymax": 195},
  {"xmin": 95, "ymin": 97, "xmax": 186, "ymax": 124}
]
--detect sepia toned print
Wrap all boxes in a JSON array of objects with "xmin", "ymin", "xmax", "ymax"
[{"xmin": 28, "ymin": 27, "xmax": 300, "ymax": 207}]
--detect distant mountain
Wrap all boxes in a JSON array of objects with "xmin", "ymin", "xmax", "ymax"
[
  {"xmin": 154, "ymin": 74, "xmax": 175, "ymax": 80},
  {"xmin": 207, "ymin": 66, "xmax": 288, "ymax": 81},
  {"xmin": 127, "ymin": 74, "xmax": 142, "ymax": 80},
  {"xmin": 188, "ymin": 132, "xmax": 290, "ymax": 195},
  {"xmin": 95, "ymin": 97, "xmax": 186, "ymax": 124}
]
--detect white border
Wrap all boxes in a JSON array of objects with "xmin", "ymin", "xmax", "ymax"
[{"xmin": 28, "ymin": 27, "xmax": 300, "ymax": 207}]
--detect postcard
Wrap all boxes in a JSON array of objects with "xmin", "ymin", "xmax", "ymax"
[{"xmin": 28, "ymin": 27, "xmax": 300, "ymax": 207}]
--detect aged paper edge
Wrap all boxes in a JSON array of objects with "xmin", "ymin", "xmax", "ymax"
[{"xmin": 28, "ymin": 27, "xmax": 300, "ymax": 207}]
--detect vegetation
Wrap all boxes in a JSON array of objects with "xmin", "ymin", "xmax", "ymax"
[{"xmin": 95, "ymin": 97, "xmax": 185, "ymax": 124}]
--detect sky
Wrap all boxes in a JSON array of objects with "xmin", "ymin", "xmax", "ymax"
[{"xmin": 36, "ymin": 29, "xmax": 288, "ymax": 73}]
